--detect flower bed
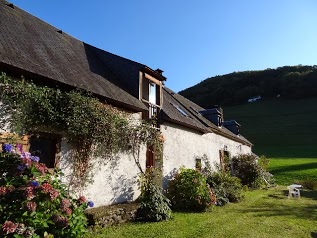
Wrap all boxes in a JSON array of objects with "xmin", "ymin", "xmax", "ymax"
[{"xmin": 0, "ymin": 144, "xmax": 92, "ymax": 237}]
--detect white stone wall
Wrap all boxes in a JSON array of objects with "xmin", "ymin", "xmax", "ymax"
[
  {"xmin": 160, "ymin": 122, "xmax": 252, "ymax": 188},
  {"xmin": 59, "ymin": 112, "xmax": 147, "ymax": 208},
  {"xmin": 59, "ymin": 141, "xmax": 146, "ymax": 207}
]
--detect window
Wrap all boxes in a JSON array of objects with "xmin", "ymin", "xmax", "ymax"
[
  {"xmin": 173, "ymin": 104, "xmax": 188, "ymax": 117},
  {"xmin": 195, "ymin": 158, "xmax": 202, "ymax": 171},
  {"xmin": 219, "ymin": 150, "xmax": 230, "ymax": 172},
  {"xmin": 146, "ymin": 145, "xmax": 155, "ymax": 169},
  {"xmin": 29, "ymin": 133, "xmax": 60, "ymax": 168},
  {"xmin": 149, "ymin": 82, "xmax": 156, "ymax": 105},
  {"xmin": 141, "ymin": 73, "xmax": 162, "ymax": 123}
]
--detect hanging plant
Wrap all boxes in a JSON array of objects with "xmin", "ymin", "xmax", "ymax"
[{"xmin": 0, "ymin": 73, "xmax": 162, "ymax": 190}]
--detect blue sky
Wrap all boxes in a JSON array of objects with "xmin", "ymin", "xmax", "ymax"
[{"xmin": 8, "ymin": 0, "xmax": 317, "ymax": 92}]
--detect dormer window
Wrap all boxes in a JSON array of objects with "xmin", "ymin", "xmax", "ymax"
[
  {"xmin": 199, "ymin": 106, "xmax": 223, "ymax": 127},
  {"xmin": 149, "ymin": 82, "xmax": 156, "ymax": 105},
  {"xmin": 140, "ymin": 71, "xmax": 163, "ymax": 121}
]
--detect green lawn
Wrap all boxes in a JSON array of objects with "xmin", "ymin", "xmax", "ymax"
[
  {"xmin": 84, "ymin": 149, "xmax": 317, "ymax": 238},
  {"xmin": 85, "ymin": 187, "xmax": 317, "ymax": 238},
  {"xmin": 224, "ymin": 97, "xmax": 317, "ymax": 157},
  {"xmin": 268, "ymin": 157, "xmax": 317, "ymax": 185}
]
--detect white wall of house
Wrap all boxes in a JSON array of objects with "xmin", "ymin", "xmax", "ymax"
[
  {"xmin": 59, "ymin": 112, "xmax": 147, "ymax": 208},
  {"xmin": 59, "ymin": 141, "xmax": 146, "ymax": 207},
  {"xmin": 160, "ymin": 121, "xmax": 252, "ymax": 188}
]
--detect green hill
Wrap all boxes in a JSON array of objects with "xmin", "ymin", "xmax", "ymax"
[
  {"xmin": 179, "ymin": 65, "xmax": 317, "ymax": 108},
  {"xmin": 224, "ymin": 97, "xmax": 317, "ymax": 158}
]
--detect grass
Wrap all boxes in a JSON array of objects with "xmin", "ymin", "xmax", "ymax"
[
  {"xmin": 268, "ymin": 157, "xmax": 317, "ymax": 185},
  {"xmin": 85, "ymin": 187, "xmax": 317, "ymax": 238},
  {"xmin": 224, "ymin": 97, "xmax": 317, "ymax": 157}
]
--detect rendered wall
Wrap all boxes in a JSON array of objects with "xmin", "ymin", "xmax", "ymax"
[
  {"xmin": 59, "ymin": 112, "xmax": 147, "ymax": 207},
  {"xmin": 59, "ymin": 142, "xmax": 146, "ymax": 207},
  {"xmin": 161, "ymin": 122, "xmax": 252, "ymax": 188}
]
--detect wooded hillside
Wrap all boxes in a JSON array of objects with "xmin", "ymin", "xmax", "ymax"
[{"xmin": 179, "ymin": 65, "xmax": 317, "ymax": 108}]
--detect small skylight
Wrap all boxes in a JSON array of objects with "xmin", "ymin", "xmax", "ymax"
[{"xmin": 173, "ymin": 104, "xmax": 188, "ymax": 117}]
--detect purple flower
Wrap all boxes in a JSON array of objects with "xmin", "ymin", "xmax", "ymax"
[
  {"xmin": 2, "ymin": 144, "xmax": 13, "ymax": 153},
  {"xmin": 87, "ymin": 201, "xmax": 94, "ymax": 207},
  {"xmin": 17, "ymin": 164, "xmax": 26, "ymax": 171},
  {"xmin": 30, "ymin": 156, "xmax": 40, "ymax": 163},
  {"xmin": 16, "ymin": 144, "xmax": 23, "ymax": 153},
  {"xmin": 30, "ymin": 181, "xmax": 39, "ymax": 187},
  {"xmin": 21, "ymin": 152, "xmax": 31, "ymax": 159}
]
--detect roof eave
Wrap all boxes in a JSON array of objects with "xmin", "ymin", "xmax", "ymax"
[{"xmin": 141, "ymin": 66, "xmax": 166, "ymax": 81}]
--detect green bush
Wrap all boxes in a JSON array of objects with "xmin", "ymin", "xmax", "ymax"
[
  {"xmin": 0, "ymin": 144, "xmax": 90, "ymax": 237},
  {"xmin": 136, "ymin": 171, "xmax": 171, "ymax": 222},
  {"xmin": 167, "ymin": 168, "xmax": 215, "ymax": 212},
  {"xmin": 206, "ymin": 171, "xmax": 243, "ymax": 206},
  {"xmin": 231, "ymin": 154, "xmax": 273, "ymax": 189}
]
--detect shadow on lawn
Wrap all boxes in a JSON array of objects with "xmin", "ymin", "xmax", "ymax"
[
  {"xmin": 301, "ymin": 190, "xmax": 317, "ymax": 200},
  {"xmin": 269, "ymin": 162, "xmax": 317, "ymax": 175},
  {"xmin": 237, "ymin": 190, "xmax": 317, "ymax": 221}
]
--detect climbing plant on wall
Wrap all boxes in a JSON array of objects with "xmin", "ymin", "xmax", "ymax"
[{"xmin": 0, "ymin": 73, "xmax": 162, "ymax": 191}]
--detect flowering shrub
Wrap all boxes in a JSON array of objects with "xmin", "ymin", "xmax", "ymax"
[
  {"xmin": 136, "ymin": 171, "xmax": 172, "ymax": 222},
  {"xmin": 231, "ymin": 154, "xmax": 273, "ymax": 189},
  {"xmin": 205, "ymin": 171, "xmax": 243, "ymax": 206},
  {"xmin": 167, "ymin": 168, "xmax": 215, "ymax": 212},
  {"xmin": 0, "ymin": 144, "xmax": 92, "ymax": 237}
]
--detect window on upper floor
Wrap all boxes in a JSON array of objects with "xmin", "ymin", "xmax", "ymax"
[
  {"xmin": 149, "ymin": 82, "xmax": 156, "ymax": 105},
  {"xmin": 141, "ymin": 73, "xmax": 162, "ymax": 121}
]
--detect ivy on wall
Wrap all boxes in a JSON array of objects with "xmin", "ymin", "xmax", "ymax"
[{"xmin": 0, "ymin": 73, "xmax": 163, "ymax": 191}]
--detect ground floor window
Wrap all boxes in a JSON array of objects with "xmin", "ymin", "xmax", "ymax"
[
  {"xmin": 146, "ymin": 145, "xmax": 155, "ymax": 169},
  {"xmin": 29, "ymin": 133, "xmax": 61, "ymax": 168},
  {"xmin": 219, "ymin": 150, "xmax": 230, "ymax": 172}
]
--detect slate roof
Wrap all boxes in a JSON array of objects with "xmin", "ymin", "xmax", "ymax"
[
  {"xmin": 162, "ymin": 87, "xmax": 252, "ymax": 146},
  {"xmin": 0, "ymin": 0, "xmax": 252, "ymax": 146},
  {"xmin": 0, "ymin": 0, "xmax": 159, "ymax": 111}
]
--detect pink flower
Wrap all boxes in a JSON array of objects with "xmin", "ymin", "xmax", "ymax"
[
  {"xmin": 49, "ymin": 189, "xmax": 59, "ymax": 201},
  {"xmin": 61, "ymin": 198, "xmax": 71, "ymax": 209},
  {"xmin": 78, "ymin": 196, "xmax": 87, "ymax": 204},
  {"xmin": 26, "ymin": 201, "xmax": 37, "ymax": 212},
  {"xmin": 0, "ymin": 186, "xmax": 7, "ymax": 196},
  {"xmin": 24, "ymin": 186, "xmax": 35, "ymax": 200},
  {"xmin": 2, "ymin": 221, "xmax": 18, "ymax": 234},
  {"xmin": 63, "ymin": 207, "xmax": 72, "ymax": 216},
  {"xmin": 34, "ymin": 163, "xmax": 48, "ymax": 175},
  {"xmin": 41, "ymin": 183, "xmax": 52, "ymax": 193}
]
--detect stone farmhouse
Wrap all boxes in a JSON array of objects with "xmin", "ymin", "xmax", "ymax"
[{"xmin": 0, "ymin": 0, "xmax": 252, "ymax": 207}]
